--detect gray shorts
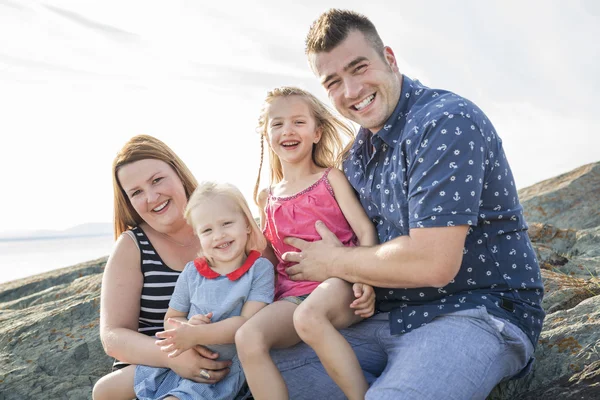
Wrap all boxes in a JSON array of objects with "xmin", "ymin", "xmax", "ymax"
[{"xmin": 279, "ymin": 294, "xmax": 309, "ymax": 305}]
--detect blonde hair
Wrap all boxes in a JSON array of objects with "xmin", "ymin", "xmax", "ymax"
[
  {"xmin": 254, "ymin": 86, "xmax": 355, "ymax": 204},
  {"xmin": 184, "ymin": 181, "xmax": 267, "ymax": 255},
  {"xmin": 112, "ymin": 135, "xmax": 198, "ymax": 239}
]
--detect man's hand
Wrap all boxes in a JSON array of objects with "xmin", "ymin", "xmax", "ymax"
[
  {"xmin": 282, "ymin": 221, "xmax": 342, "ymax": 282},
  {"xmin": 167, "ymin": 345, "xmax": 232, "ymax": 384},
  {"xmin": 155, "ymin": 318, "xmax": 200, "ymax": 358},
  {"xmin": 350, "ymin": 283, "xmax": 375, "ymax": 318}
]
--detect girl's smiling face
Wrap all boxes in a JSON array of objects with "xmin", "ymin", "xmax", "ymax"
[
  {"xmin": 190, "ymin": 195, "xmax": 250, "ymax": 270},
  {"xmin": 266, "ymin": 95, "xmax": 321, "ymax": 166}
]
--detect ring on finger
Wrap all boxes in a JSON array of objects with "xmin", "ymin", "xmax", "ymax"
[{"xmin": 200, "ymin": 369, "xmax": 211, "ymax": 379}]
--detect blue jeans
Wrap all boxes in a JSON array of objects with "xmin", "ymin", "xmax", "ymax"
[{"xmin": 271, "ymin": 307, "xmax": 534, "ymax": 400}]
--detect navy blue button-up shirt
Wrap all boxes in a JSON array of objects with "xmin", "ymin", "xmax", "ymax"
[{"xmin": 343, "ymin": 75, "xmax": 544, "ymax": 346}]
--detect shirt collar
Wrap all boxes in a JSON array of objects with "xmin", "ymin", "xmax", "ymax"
[
  {"xmin": 194, "ymin": 250, "xmax": 260, "ymax": 281},
  {"xmin": 357, "ymin": 74, "xmax": 418, "ymax": 148}
]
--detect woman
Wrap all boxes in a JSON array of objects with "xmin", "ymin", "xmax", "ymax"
[{"xmin": 93, "ymin": 135, "xmax": 233, "ymax": 399}]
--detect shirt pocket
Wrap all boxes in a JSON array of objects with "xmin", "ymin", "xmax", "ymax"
[{"xmin": 377, "ymin": 168, "xmax": 410, "ymax": 238}]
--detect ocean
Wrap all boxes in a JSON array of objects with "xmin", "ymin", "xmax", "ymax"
[{"xmin": 0, "ymin": 235, "xmax": 115, "ymax": 284}]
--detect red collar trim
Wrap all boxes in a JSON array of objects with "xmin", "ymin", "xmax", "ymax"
[{"xmin": 194, "ymin": 250, "xmax": 261, "ymax": 281}]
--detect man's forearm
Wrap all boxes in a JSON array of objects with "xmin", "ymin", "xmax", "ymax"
[{"xmin": 328, "ymin": 228, "xmax": 465, "ymax": 288}]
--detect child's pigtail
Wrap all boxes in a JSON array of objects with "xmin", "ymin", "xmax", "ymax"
[{"xmin": 253, "ymin": 135, "xmax": 265, "ymax": 206}]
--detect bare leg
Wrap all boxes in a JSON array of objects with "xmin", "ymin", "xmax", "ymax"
[
  {"xmin": 92, "ymin": 365, "xmax": 136, "ymax": 400},
  {"xmin": 235, "ymin": 300, "xmax": 301, "ymax": 400},
  {"xmin": 293, "ymin": 278, "xmax": 368, "ymax": 400}
]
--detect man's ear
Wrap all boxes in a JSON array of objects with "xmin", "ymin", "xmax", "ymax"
[{"xmin": 384, "ymin": 46, "xmax": 399, "ymax": 72}]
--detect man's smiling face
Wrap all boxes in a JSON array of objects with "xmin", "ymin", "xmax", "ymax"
[{"xmin": 311, "ymin": 29, "xmax": 402, "ymax": 133}]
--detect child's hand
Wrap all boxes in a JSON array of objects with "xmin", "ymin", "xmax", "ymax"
[
  {"xmin": 350, "ymin": 283, "xmax": 375, "ymax": 318},
  {"xmin": 188, "ymin": 312, "xmax": 213, "ymax": 326},
  {"xmin": 155, "ymin": 318, "xmax": 199, "ymax": 358}
]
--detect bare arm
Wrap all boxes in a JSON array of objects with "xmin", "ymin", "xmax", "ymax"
[
  {"xmin": 100, "ymin": 233, "xmax": 170, "ymax": 366},
  {"xmin": 257, "ymin": 188, "xmax": 278, "ymax": 269},
  {"xmin": 327, "ymin": 168, "xmax": 377, "ymax": 315},
  {"xmin": 194, "ymin": 300, "xmax": 268, "ymax": 344},
  {"xmin": 157, "ymin": 300, "xmax": 269, "ymax": 357},
  {"xmin": 164, "ymin": 308, "xmax": 189, "ymax": 330},
  {"xmin": 327, "ymin": 168, "xmax": 378, "ymax": 246},
  {"xmin": 284, "ymin": 223, "xmax": 468, "ymax": 288},
  {"xmin": 257, "ymin": 188, "xmax": 269, "ymax": 231}
]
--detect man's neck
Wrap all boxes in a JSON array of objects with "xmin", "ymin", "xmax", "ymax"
[{"xmin": 364, "ymin": 72, "xmax": 404, "ymax": 136}]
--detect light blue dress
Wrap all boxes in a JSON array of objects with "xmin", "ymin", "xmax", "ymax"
[{"xmin": 134, "ymin": 251, "xmax": 274, "ymax": 400}]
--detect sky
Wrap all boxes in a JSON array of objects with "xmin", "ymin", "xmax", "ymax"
[{"xmin": 1, "ymin": 0, "xmax": 599, "ymax": 235}]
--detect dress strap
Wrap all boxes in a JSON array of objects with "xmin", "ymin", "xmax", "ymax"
[
  {"xmin": 131, "ymin": 226, "xmax": 170, "ymax": 270},
  {"xmin": 322, "ymin": 167, "xmax": 335, "ymax": 198}
]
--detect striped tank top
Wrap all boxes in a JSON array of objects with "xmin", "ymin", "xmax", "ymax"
[{"xmin": 112, "ymin": 226, "xmax": 181, "ymax": 370}]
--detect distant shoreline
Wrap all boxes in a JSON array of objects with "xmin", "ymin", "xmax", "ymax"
[{"xmin": 0, "ymin": 233, "xmax": 113, "ymax": 243}]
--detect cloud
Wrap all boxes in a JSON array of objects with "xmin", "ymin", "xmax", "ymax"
[{"xmin": 43, "ymin": 4, "xmax": 138, "ymax": 40}]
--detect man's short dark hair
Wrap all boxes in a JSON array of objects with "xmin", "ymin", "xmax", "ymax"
[{"xmin": 305, "ymin": 9, "xmax": 384, "ymax": 56}]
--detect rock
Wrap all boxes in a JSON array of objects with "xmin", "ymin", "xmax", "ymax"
[
  {"xmin": 528, "ymin": 223, "xmax": 577, "ymax": 255},
  {"xmin": 490, "ymin": 294, "xmax": 600, "ymax": 400},
  {"xmin": 487, "ymin": 162, "xmax": 600, "ymax": 399},
  {"xmin": 540, "ymin": 270, "xmax": 600, "ymax": 314},
  {"xmin": 0, "ymin": 258, "xmax": 113, "ymax": 400},
  {"xmin": 519, "ymin": 162, "xmax": 600, "ymax": 230},
  {"xmin": 2, "ymin": 161, "xmax": 600, "ymax": 399}
]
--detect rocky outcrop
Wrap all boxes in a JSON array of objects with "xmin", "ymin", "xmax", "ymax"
[
  {"xmin": 0, "ymin": 259, "xmax": 112, "ymax": 400},
  {"xmin": 519, "ymin": 162, "xmax": 600, "ymax": 230},
  {"xmin": 488, "ymin": 162, "xmax": 600, "ymax": 399},
  {"xmin": 1, "ymin": 162, "xmax": 599, "ymax": 399}
]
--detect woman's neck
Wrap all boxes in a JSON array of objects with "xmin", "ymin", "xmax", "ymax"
[{"xmin": 144, "ymin": 222, "xmax": 196, "ymax": 247}]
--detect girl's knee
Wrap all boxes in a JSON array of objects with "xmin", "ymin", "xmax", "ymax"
[
  {"xmin": 317, "ymin": 277, "xmax": 351, "ymax": 294},
  {"xmin": 235, "ymin": 324, "xmax": 269, "ymax": 356},
  {"xmin": 293, "ymin": 302, "xmax": 328, "ymax": 342}
]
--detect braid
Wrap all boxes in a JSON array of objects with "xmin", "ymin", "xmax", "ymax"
[{"xmin": 253, "ymin": 135, "xmax": 265, "ymax": 205}]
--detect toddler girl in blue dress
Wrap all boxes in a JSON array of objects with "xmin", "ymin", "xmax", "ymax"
[{"xmin": 134, "ymin": 181, "xmax": 275, "ymax": 400}]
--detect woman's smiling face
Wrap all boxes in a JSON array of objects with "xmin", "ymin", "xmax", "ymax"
[{"xmin": 117, "ymin": 158, "xmax": 188, "ymax": 232}]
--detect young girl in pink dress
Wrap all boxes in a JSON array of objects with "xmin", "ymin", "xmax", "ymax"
[{"xmin": 235, "ymin": 86, "xmax": 378, "ymax": 400}]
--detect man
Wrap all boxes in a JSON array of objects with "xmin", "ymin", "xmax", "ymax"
[{"xmin": 277, "ymin": 9, "xmax": 545, "ymax": 399}]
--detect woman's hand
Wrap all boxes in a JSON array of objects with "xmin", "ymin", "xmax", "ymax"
[
  {"xmin": 167, "ymin": 345, "xmax": 232, "ymax": 384},
  {"xmin": 350, "ymin": 283, "xmax": 376, "ymax": 318}
]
